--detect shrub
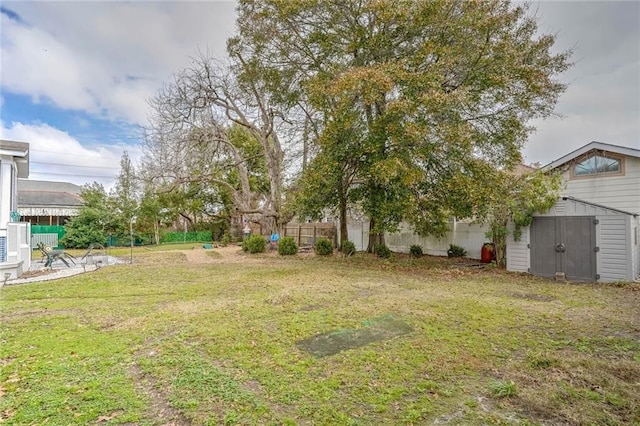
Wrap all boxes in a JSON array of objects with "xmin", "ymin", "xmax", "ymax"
[
  {"xmin": 242, "ymin": 234, "xmax": 266, "ymax": 253},
  {"xmin": 341, "ymin": 240, "xmax": 356, "ymax": 256},
  {"xmin": 447, "ymin": 244, "xmax": 467, "ymax": 258},
  {"xmin": 221, "ymin": 234, "xmax": 231, "ymax": 246},
  {"xmin": 278, "ymin": 237, "xmax": 298, "ymax": 256},
  {"xmin": 315, "ymin": 238, "xmax": 333, "ymax": 256},
  {"xmin": 409, "ymin": 244, "xmax": 423, "ymax": 258},
  {"xmin": 374, "ymin": 243, "xmax": 391, "ymax": 258}
]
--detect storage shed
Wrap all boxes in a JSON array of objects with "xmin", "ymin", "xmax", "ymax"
[
  {"xmin": 507, "ymin": 197, "xmax": 639, "ymax": 282},
  {"xmin": 507, "ymin": 142, "xmax": 640, "ymax": 283}
]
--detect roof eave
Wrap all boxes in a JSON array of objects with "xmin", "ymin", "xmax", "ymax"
[
  {"xmin": 562, "ymin": 196, "xmax": 638, "ymax": 217},
  {"xmin": 544, "ymin": 141, "xmax": 640, "ymax": 171}
]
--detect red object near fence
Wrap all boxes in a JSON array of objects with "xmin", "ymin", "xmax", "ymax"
[{"xmin": 481, "ymin": 243, "xmax": 495, "ymax": 263}]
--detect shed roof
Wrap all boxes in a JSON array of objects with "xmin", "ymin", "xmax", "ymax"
[
  {"xmin": 562, "ymin": 196, "xmax": 638, "ymax": 217},
  {"xmin": 545, "ymin": 141, "xmax": 640, "ymax": 170}
]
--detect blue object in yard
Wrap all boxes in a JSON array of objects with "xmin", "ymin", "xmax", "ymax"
[
  {"xmin": 269, "ymin": 233, "xmax": 280, "ymax": 250},
  {"xmin": 203, "ymin": 244, "xmax": 213, "ymax": 249}
]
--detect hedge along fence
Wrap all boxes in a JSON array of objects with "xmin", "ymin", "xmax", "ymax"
[{"xmin": 160, "ymin": 231, "xmax": 212, "ymax": 244}]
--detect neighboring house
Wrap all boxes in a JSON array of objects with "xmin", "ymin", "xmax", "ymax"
[
  {"xmin": 507, "ymin": 142, "xmax": 640, "ymax": 282},
  {"xmin": 18, "ymin": 179, "xmax": 83, "ymax": 226},
  {"xmin": 0, "ymin": 140, "xmax": 32, "ymax": 279}
]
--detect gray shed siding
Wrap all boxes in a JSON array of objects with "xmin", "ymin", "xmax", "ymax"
[{"xmin": 507, "ymin": 197, "xmax": 636, "ymax": 282}]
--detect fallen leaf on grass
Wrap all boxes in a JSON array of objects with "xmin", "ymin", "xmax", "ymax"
[
  {"xmin": 97, "ymin": 411, "xmax": 122, "ymax": 422},
  {"xmin": 5, "ymin": 373, "xmax": 20, "ymax": 384},
  {"xmin": 1, "ymin": 408, "xmax": 16, "ymax": 420}
]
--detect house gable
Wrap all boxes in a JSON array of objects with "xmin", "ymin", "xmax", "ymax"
[{"xmin": 544, "ymin": 142, "xmax": 640, "ymax": 215}]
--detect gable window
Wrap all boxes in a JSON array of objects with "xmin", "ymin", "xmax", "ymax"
[{"xmin": 572, "ymin": 152, "xmax": 623, "ymax": 178}]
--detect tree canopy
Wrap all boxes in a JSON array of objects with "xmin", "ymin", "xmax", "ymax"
[{"xmin": 230, "ymin": 0, "xmax": 571, "ymax": 249}]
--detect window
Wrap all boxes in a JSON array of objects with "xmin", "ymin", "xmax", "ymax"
[
  {"xmin": 0, "ymin": 236, "xmax": 6, "ymax": 263},
  {"xmin": 573, "ymin": 153, "xmax": 623, "ymax": 177}
]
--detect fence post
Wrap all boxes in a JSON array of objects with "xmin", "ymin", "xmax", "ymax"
[{"xmin": 297, "ymin": 225, "xmax": 301, "ymax": 246}]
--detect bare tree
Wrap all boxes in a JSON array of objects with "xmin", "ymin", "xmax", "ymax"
[{"xmin": 142, "ymin": 53, "xmax": 287, "ymax": 233}]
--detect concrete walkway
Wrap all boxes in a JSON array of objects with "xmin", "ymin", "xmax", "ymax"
[{"xmin": 2, "ymin": 255, "xmax": 125, "ymax": 287}]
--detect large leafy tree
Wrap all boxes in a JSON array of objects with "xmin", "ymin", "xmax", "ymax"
[{"xmin": 231, "ymin": 0, "xmax": 571, "ymax": 250}]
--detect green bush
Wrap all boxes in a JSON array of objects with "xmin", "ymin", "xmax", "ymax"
[
  {"xmin": 315, "ymin": 238, "xmax": 333, "ymax": 256},
  {"xmin": 374, "ymin": 243, "xmax": 391, "ymax": 258},
  {"xmin": 278, "ymin": 237, "xmax": 298, "ymax": 255},
  {"xmin": 409, "ymin": 244, "xmax": 423, "ymax": 258},
  {"xmin": 341, "ymin": 240, "xmax": 356, "ymax": 256},
  {"xmin": 242, "ymin": 234, "xmax": 266, "ymax": 253},
  {"xmin": 447, "ymin": 244, "xmax": 467, "ymax": 258},
  {"xmin": 61, "ymin": 210, "xmax": 106, "ymax": 248}
]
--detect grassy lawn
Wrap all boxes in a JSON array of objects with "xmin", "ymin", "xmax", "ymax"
[{"xmin": 2, "ymin": 249, "xmax": 639, "ymax": 425}]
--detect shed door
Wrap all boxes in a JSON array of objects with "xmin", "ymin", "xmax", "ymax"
[{"xmin": 530, "ymin": 217, "xmax": 597, "ymax": 282}]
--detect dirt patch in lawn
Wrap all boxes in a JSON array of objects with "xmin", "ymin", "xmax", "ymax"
[
  {"xmin": 296, "ymin": 314, "xmax": 413, "ymax": 357},
  {"xmin": 176, "ymin": 245, "xmax": 283, "ymax": 265}
]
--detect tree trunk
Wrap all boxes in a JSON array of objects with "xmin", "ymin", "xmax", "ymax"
[
  {"xmin": 366, "ymin": 219, "xmax": 385, "ymax": 253},
  {"xmin": 302, "ymin": 116, "xmax": 309, "ymax": 172},
  {"xmin": 154, "ymin": 219, "xmax": 160, "ymax": 245},
  {"xmin": 338, "ymin": 191, "xmax": 348, "ymax": 249}
]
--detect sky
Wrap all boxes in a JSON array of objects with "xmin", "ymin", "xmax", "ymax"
[{"xmin": 0, "ymin": 1, "xmax": 638, "ymax": 190}]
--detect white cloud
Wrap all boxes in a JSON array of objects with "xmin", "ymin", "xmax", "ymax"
[
  {"xmin": 1, "ymin": 0, "xmax": 637, "ymax": 169},
  {"xmin": 0, "ymin": 121, "xmax": 142, "ymax": 190},
  {"xmin": 0, "ymin": 1, "xmax": 237, "ymax": 124}
]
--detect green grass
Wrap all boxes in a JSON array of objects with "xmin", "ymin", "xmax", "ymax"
[{"xmin": 2, "ymin": 251, "xmax": 639, "ymax": 425}]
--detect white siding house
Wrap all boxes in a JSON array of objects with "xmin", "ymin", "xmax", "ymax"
[
  {"xmin": 0, "ymin": 140, "xmax": 31, "ymax": 280},
  {"xmin": 507, "ymin": 142, "xmax": 640, "ymax": 282}
]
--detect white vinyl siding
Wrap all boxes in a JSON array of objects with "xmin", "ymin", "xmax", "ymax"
[
  {"xmin": 598, "ymin": 216, "xmax": 632, "ymax": 282},
  {"xmin": 385, "ymin": 221, "xmax": 488, "ymax": 259},
  {"xmin": 346, "ymin": 218, "xmax": 490, "ymax": 259},
  {"xmin": 562, "ymin": 156, "xmax": 640, "ymax": 214},
  {"xmin": 631, "ymin": 217, "xmax": 640, "ymax": 280},
  {"xmin": 506, "ymin": 223, "xmax": 529, "ymax": 273}
]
